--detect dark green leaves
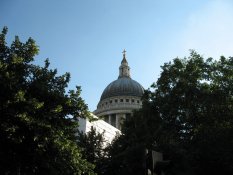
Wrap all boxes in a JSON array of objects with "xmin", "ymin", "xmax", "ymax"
[
  {"xmin": 106, "ymin": 51, "xmax": 233, "ymax": 175},
  {"xmin": 0, "ymin": 27, "xmax": 95, "ymax": 175}
]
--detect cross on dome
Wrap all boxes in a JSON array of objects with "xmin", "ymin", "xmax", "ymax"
[
  {"xmin": 122, "ymin": 49, "xmax": 127, "ymax": 61},
  {"xmin": 122, "ymin": 49, "xmax": 126, "ymax": 57},
  {"xmin": 119, "ymin": 49, "xmax": 130, "ymax": 78}
]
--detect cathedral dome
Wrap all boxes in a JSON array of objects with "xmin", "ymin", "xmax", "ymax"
[
  {"xmin": 100, "ymin": 77, "xmax": 144, "ymax": 101},
  {"xmin": 94, "ymin": 50, "xmax": 144, "ymax": 130}
]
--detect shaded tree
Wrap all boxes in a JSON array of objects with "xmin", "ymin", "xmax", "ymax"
[
  {"xmin": 153, "ymin": 51, "xmax": 233, "ymax": 175},
  {"xmin": 103, "ymin": 99, "xmax": 162, "ymax": 175},
  {"xmin": 0, "ymin": 27, "xmax": 95, "ymax": 175},
  {"xmin": 105, "ymin": 51, "xmax": 233, "ymax": 175},
  {"xmin": 77, "ymin": 127, "xmax": 107, "ymax": 175}
]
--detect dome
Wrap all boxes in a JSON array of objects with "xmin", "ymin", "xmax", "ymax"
[
  {"xmin": 94, "ymin": 50, "xmax": 144, "ymax": 130},
  {"xmin": 100, "ymin": 77, "xmax": 144, "ymax": 101}
]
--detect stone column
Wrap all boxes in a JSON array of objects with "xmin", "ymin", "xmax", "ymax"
[
  {"xmin": 108, "ymin": 115, "xmax": 111, "ymax": 125},
  {"xmin": 116, "ymin": 114, "xmax": 120, "ymax": 130}
]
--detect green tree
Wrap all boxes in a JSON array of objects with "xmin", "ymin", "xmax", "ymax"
[
  {"xmin": 103, "ymin": 100, "xmax": 162, "ymax": 175},
  {"xmin": 77, "ymin": 127, "xmax": 107, "ymax": 175},
  {"xmin": 0, "ymin": 27, "xmax": 95, "ymax": 175},
  {"xmin": 153, "ymin": 51, "xmax": 233, "ymax": 175},
  {"xmin": 106, "ymin": 51, "xmax": 233, "ymax": 175}
]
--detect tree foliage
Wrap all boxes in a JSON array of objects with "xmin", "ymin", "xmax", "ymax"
[
  {"xmin": 0, "ymin": 27, "xmax": 95, "ymax": 175},
  {"xmin": 106, "ymin": 51, "xmax": 233, "ymax": 175},
  {"xmin": 153, "ymin": 51, "xmax": 233, "ymax": 175},
  {"xmin": 77, "ymin": 127, "xmax": 107, "ymax": 175}
]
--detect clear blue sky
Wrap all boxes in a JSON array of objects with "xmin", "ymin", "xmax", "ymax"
[{"xmin": 1, "ymin": 0, "xmax": 233, "ymax": 111}]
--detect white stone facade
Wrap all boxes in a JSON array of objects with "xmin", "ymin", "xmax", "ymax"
[{"xmin": 78, "ymin": 115, "xmax": 120, "ymax": 145}]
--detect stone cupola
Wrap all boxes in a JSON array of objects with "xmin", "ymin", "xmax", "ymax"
[{"xmin": 119, "ymin": 49, "xmax": 131, "ymax": 78}]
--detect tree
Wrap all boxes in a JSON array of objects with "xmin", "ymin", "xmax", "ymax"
[
  {"xmin": 77, "ymin": 127, "xmax": 107, "ymax": 175},
  {"xmin": 0, "ymin": 27, "xmax": 95, "ymax": 174},
  {"xmin": 105, "ymin": 51, "xmax": 233, "ymax": 175},
  {"xmin": 153, "ymin": 51, "xmax": 233, "ymax": 175},
  {"xmin": 103, "ymin": 100, "xmax": 162, "ymax": 175}
]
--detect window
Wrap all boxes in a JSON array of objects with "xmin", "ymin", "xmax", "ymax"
[
  {"xmin": 137, "ymin": 100, "xmax": 140, "ymax": 103},
  {"xmin": 126, "ymin": 99, "xmax": 129, "ymax": 102},
  {"xmin": 115, "ymin": 99, "xmax": 118, "ymax": 103},
  {"xmin": 110, "ymin": 100, "xmax": 112, "ymax": 104},
  {"xmin": 132, "ymin": 99, "xmax": 135, "ymax": 103},
  {"xmin": 120, "ymin": 99, "xmax": 123, "ymax": 102}
]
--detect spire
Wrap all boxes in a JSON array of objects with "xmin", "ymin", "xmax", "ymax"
[{"xmin": 119, "ymin": 49, "xmax": 131, "ymax": 78}]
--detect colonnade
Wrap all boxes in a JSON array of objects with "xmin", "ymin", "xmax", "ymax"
[{"xmin": 103, "ymin": 113, "xmax": 131, "ymax": 130}]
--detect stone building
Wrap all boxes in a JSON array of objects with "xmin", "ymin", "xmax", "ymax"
[
  {"xmin": 94, "ymin": 50, "xmax": 144, "ymax": 130},
  {"xmin": 78, "ymin": 115, "xmax": 120, "ymax": 145}
]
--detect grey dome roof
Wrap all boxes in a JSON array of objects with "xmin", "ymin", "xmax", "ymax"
[{"xmin": 100, "ymin": 77, "xmax": 144, "ymax": 101}]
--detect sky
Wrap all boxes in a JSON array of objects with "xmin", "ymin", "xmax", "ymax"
[{"xmin": 1, "ymin": 0, "xmax": 233, "ymax": 111}]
